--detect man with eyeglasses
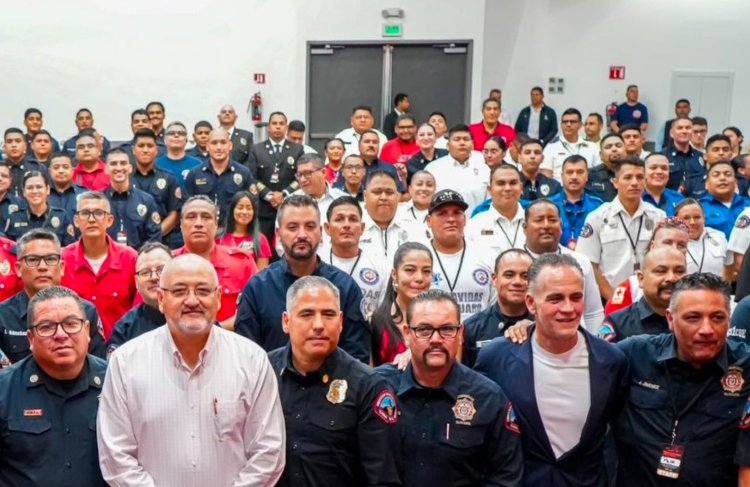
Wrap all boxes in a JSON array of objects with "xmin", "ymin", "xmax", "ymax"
[
  {"xmin": 0, "ymin": 285, "xmax": 108, "ymax": 486},
  {"xmin": 107, "ymin": 242, "xmax": 172, "ymax": 355},
  {"xmin": 217, "ymin": 104, "xmax": 254, "ymax": 165},
  {"xmin": 269, "ymin": 276, "xmax": 401, "ymax": 486},
  {"xmin": 62, "ymin": 191, "xmax": 137, "ymax": 340},
  {"xmin": 291, "ymin": 154, "xmax": 347, "ymax": 224},
  {"xmin": 475, "ymin": 253, "xmax": 629, "ymax": 485},
  {"xmin": 333, "ymin": 154, "xmax": 366, "ymax": 202},
  {"xmin": 155, "ymin": 122, "xmax": 203, "ymax": 191},
  {"xmin": 380, "ymin": 113, "xmax": 420, "ymax": 166},
  {"xmin": 0, "ymin": 228, "xmax": 105, "ymax": 364},
  {"xmin": 174, "ymin": 196, "xmax": 257, "ymax": 328},
  {"xmin": 541, "ymin": 108, "xmax": 597, "ymax": 182},
  {"xmin": 131, "ymin": 128, "xmax": 184, "ymax": 248},
  {"xmin": 71, "ymin": 129, "xmax": 110, "ymax": 191},
  {"xmin": 377, "ymin": 289, "xmax": 523, "ymax": 486},
  {"xmin": 98, "ymin": 254, "xmax": 285, "ymax": 486},
  {"xmin": 102, "ymin": 148, "xmax": 162, "ymax": 249},
  {"xmin": 185, "ymin": 127, "xmax": 256, "ymax": 225}
]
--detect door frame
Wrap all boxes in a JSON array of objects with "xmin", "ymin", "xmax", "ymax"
[
  {"xmin": 306, "ymin": 40, "xmax": 474, "ymax": 142},
  {"xmin": 669, "ymin": 70, "xmax": 735, "ymax": 123}
]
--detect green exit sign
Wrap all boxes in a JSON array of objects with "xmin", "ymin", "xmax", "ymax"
[{"xmin": 383, "ymin": 23, "xmax": 403, "ymax": 37}]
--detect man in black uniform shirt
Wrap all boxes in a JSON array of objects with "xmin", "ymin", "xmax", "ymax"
[
  {"xmin": 217, "ymin": 104, "xmax": 253, "ymax": 165},
  {"xmin": 146, "ymin": 101, "xmax": 166, "ymax": 140},
  {"xmin": 463, "ymin": 248, "xmax": 533, "ymax": 367},
  {"xmin": 269, "ymin": 275, "xmax": 402, "ymax": 486},
  {"xmin": 615, "ymin": 273, "xmax": 750, "ymax": 486},
  {"xmin": 587, "ymin": 133, "xmax": 626, "ymax": 202},
  {"xmin": 186, "ymin": 120, "xmax": 212, "ymax": 163},
  {"xmin": 247, "ymin": 111, "xmax": 303, "ymax": 245},
  {"xmin": 47, "ymin": 152, "xmax": 86, "ymax": 222},
  {"xmin": 378, "ymin": 289, "xmax": 524, "ymax": 487},
  {"xmin": 0, "ymin": 229, "xmax": 105, "ymax": 364},
  {"xmin": 3, "ymin": 127, "xmax": 48, "ymax": 198},
  {"xmin": 600, "ymin": 246, "xmax": 686, "ymax": 343},
  {"xmin": 107, "ymin": 242, "xmax": 171, "ymax": 355},
  {"xmin": 0, "ymin": 285, "xmax": 108, "ymax": 486}
]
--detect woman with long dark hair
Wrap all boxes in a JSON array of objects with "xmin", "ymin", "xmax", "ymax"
[
  {"xmin": 216, "ymin": 191, "xmax": 271, "ymax": 270},
  {"xmin": 370, "ymin": 242, "xmax": 433, "ymax": 365}
]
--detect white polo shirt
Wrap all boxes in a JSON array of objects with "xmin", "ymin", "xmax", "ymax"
[
  {"xmin": 688, "ymin": 227, "xmax": 731, "ymax": 276},
  {"xmin": 466, "ymin": 203, "xmax": 526, "ymax": 255},
  {"xmin": 426, "ymin": 151, "xmax": 489, "ymax": 215},
  {"xmin": 334, "ymin": 127, "xmax": 388, "ymax": 157},
  {"xmin": 541, "ymin": 137, "xmax": 598, "ymax": 181},
  {"xmin": 360, "ymin": 211, "xmax": 417, "ymax": 266},
  {"xmin": 576, "ymin": 198, "xmax": 666, "ymax": 289}
]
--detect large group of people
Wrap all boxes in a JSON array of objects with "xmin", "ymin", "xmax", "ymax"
[{"xmin": 2, "ymin": 86, "xmax": 750, "ymax": 486}]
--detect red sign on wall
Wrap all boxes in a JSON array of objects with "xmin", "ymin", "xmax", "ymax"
[
  {"xmin": 253, "ymin": 73, "xmax": 266, "ymax": 84},
  {"xmin": 609, "ymin": 66, "xmax": 626, "ymax": 80}
]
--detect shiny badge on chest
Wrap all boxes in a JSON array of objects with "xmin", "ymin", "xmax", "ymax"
[
  {"xmin": 452, "ymin": 394, "xmax": 476, "ymax": 425},
  {"xmin": 721, "ymin": 366, "xmax": 744, "ymax": 396},
  {"xmin": 326, "ymin": 379, "xmax": 348, "ymax": 404}
]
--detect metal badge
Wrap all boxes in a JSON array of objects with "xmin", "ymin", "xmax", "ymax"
[
  {"xmin": 233, "ymin": 173, "xmax": 243, "ymax": 186},
  {"xmin": 156, "ymin": 178, "xmax": 166, "ymax": 190},
  {"xmin": 452, "ymin": 394, "xmax": 476, "ymax": 425},
  {"xmin": 50, "ymin": 216, "xmax": 60, "ymax": 228},
  {"xmin": 326, "ymin": 379, "xmax": 348, "ymax": 404},
  {"xmin": 137, "ymin": 204, "xmax": 147, "ymax": 217}
]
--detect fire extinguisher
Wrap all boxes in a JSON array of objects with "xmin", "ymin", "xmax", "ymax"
[
  {"xmin": 606, "ymin": 102, "xmax": 618, "ymax": 126},
  {"xmin": 250, "ymin": 92, "xmax": 263, "ymax": 122}
]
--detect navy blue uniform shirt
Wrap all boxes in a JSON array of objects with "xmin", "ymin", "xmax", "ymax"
[
  {"xmin": 184, "ymin": 160, "xmax": 256, "ymax": 222},
  {"xmin": 235, "ymin": 257, "xmax": 370, "ymax": 363},
  {"xmin": 103, "ymin": 186, "xmax": 162, "ymax": 249},
  {"xmin": 5, "ymin": 206, "xmax": 75, "ymax": 246},
  {"xmin": 377, "ymin": 362, "xmax": 524, "ymax": 487},
  {"xmin": 269, "ymin": 345, "xmax": 402, "ymax": 487},
  {"xmin": 600, "ymin": 298, "xmax": 669, "ymax": 343},
  {"xmin": 0, "ymin": 355, "xmax": 108, "ymax": 486},
  {"xmin": 587, "ymin": 164, "xmax": 617, "ymax": 202},
  {"xmin": 107, "ymin": 303, "xmax": 164, "ymax": 356},
  {"xmin": 48, "ymin": 184, "xmax": 86, "ymax": 222},
  {"xmin": 462, "ymin": 305, "xmax": 532, "ymax": 367}
]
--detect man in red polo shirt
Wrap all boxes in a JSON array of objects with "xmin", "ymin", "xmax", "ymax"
[
  {"xmin": 469, "ymin": 98, "xmax": 516, "ymax": 150},
  {"xmin": 61, "ymin": 191, "xmax": 136, "ymax": 339},
  {"xmin": 72, "ymin": 130, "xmax": 110, "ymax": 191},
  {"xmin": 380, "ymin": 114, "xmax": 419, "ymax": 166},
  {"xmin": 173, "ymin": 195, "xmax": 257, "ymax": 328}
]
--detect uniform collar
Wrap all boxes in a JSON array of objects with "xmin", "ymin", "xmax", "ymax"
[
  {"xmin": 279, "ymin": 255, "xmax": 322, "ymax": 278},
  {"xmin": 655, "ymin": 333, "xmax": 729, "ymax": 372},
  {"xmin": 489, "ymin": 203, "xmax": 524, "ymax": 224},
  {"xmin": 139, "ymin": 302, "xmax": 165, "ymax": 324},
  {"xmin": 611, "ymin": 196, "xmax": 647, "ymax": 218},
  {"xmin": 399, "ymin": 362, "xmax": 462, "ymax": 400},
  {"xmin": 278, "ymin": 343, "xmax": 342, "ymax": 382},
  {"xmin": 635, "ymin": 297, "xmax": 661, "ymax": 320},
  {"xmin": 362, "ymin": 211, "xmax": 403, "ymax": 233},
  {"xmin": 202, "ymin": 160, "xmax": 237, "ymax": 176},
  {"xmin": 24, "ymin": 356, "xmax": 103, "ymax": 396},
  {"xmin": 69, "ymin": 236, "xmax": 124, "ymax": 272}
]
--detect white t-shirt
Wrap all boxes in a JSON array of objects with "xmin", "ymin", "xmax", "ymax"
[
  {"xmin": 85, "ymin": 254, "xmax": 107, "ymax": 275},
  {"xmin": 532, "ymin": 330, "xmax": 591, "ymax": 459}
]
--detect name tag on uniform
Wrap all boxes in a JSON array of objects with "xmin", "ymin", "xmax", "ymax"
[
  {"xmin": 476, "ymin": 339, "xmax": 492, "ymax": 349},
  {"xmin": 481, "ymin": 229, "xmax": 494, "ymax": 235},
  {"xmin": 195, "ymin": 178, "xmax": 208, "ymax": 185},
  {"xmin": 656, "ymin": 444, "xmax": 684, "ymax": 479},
  {"xmin": 24, "ymin": 409, "xmax": 43, "ymax": 416},
  {"xmin": 360, "ymin": 238, "xmax": 372, "ymax": 244}
]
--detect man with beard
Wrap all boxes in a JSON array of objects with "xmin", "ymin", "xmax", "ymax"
[
  {"xmin": 598, "ymin": 246, "xmax": 687, "ymax": 343},
  {"xmin": 380, "ymin": 114, "xmax": 419, "ymax": 166},
  {"xmin": 587, "ymin": 133, "xmax": 626, "ymax": 202},
  {"xmin": 235, "ymin": 194, "xmax": 370, "ymax": 363},
  {"xmin": 377, "ymin": 289, "xmax": 523, "ymax": 486}
]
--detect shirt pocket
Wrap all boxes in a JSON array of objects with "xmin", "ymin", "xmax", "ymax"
[
  {"xmin": 627, "ymin": 385, "xmax": 669, "ymax": 410},
  {"xmin": 212, "ymin": 399, "xmax": 245, "ymax": 442},
  {"xmin": 438, "ymin": 424, "xmax": 485, "ymax": 450},
  {"xmin": 7, "ymin": 418, "xmax": 52, "ymax": 458}
]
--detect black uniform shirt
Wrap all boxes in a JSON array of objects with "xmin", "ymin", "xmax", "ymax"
[
  {"xmin": 587, "ymin": 163, "xmax": 617, "ymax": 202},
  {"xmin": 103, "ymin": 186, "xmax": 162, "ymax": 249},
  {"xmin": 601, "ymin": 297, "xmax": 669, "ymax": 343},
  {"xmin": 0, "ymin": 355, "xmax": 108, "ymax": 486},
  {"xmin": 107, "ymin": 303, "xmax": 164, "ymax": 355},
  {"xmin": 462, "ymin": 305, "xmax": 533, "ymax": 367},
  {"xmin": 5, "ymin": 206, "xmax": 75, "ymax": 245},
  {"xmin": 269, "ymin": 345, "xmax": 402, "ymax": 487}
]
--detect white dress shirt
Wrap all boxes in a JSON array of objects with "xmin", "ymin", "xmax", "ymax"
[
  {"xmin": 542, "ymin": 137, "xmax": 598, "ymax": 181},
  {"xmin": 426, "ymin": 151, "xmax": 489, "ymax": 214},
  {"xmin": 466, "ymin": 203, "xmax": 526, "ymax": 255},
  {"xmin": 335, "ymin": 127, "xmax": 388, "ymax": 157},
  {"xmin": 360, "ymin": 212, "xmax": 416, "ymax": 266},
  {"xmin": 97, "ymin": 325, "xmax": 285, "ymax": 487}
]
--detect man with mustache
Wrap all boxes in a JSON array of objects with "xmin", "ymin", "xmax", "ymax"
[
  {"xmin": 235, "ymin": 194, "xmax": 370, "ymax": 363},
  {"xmin": 269, "ymin": 276, "xmax": 401, "ymax": 486},
  {"xmin": 107, "ymin": 242, "xmax": 172, "ymax": 355},
  {"xmin": 549, "ymin": 155, "xmax": 603, "ymax": 249},
  {"xmin": 476, "ymin": 254, "xmax": 629, "ymax": 485},
  {"xmin": 378, "ymin": 289, "xmax": 523, "ymax": 486},
  {"xmin": 598, "ymin": 246, "xmax": 687, "ymax": 343},
  {"xmin": 97, "ymin": 254, "xmax": 285, "ymax": 486},
  {"xmin": 614, "ymin": 273, "xmax": 750, "ymax": 486}
]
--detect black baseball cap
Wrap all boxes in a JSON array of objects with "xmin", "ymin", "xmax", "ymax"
[{"xmin": 429, "ymin": 189, "xmax": 469, "ymax": 214}]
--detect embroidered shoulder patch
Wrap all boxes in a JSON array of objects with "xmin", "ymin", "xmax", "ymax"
[{"xmin": 373, "ymin": 390, "xmax": 398, "ymax": 424}]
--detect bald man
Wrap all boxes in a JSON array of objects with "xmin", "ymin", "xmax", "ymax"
[
  {"xmin": 184, "ymin": 127, "xmax": 257, "ymax": 221},
  {"xmin": 217, "ymin": 104, "xmax": 253, "ymax": 164},
  {"xmin": 98, "ymin": 254, "xmax": 285, "ymax": 485}
]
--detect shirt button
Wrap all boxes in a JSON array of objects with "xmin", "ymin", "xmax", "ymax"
[
  {"xmin": 421, "ymin": 432, "xmax": 427, "ymax": 439},
  {"xmin": 91, "ymin": 296, "xmax": 96, "ymax": 301},
  {"xmin": 295, "ymin": 414, "xmax": 301, "ymax": 420},
  {"xmin": 329, "ymin": 420, "xmax": 335, "ymax": 426},
  {"xmin": 66, "ymin": 428, "xmax": 71, "ymax": 434},
  {"xmin": 65, "ymin": 462, "xmax": 72, "ymax": 468},
  {"xmin": 419, "ymin": 462, "xmax": 425, "ymax": 468},
  {"xmin": 292, "ymin": 443, "xmax": 298, "ymax": 450},
  {"xmin": 191, "ymin": 461, "xmax": 197, "ymax": 467}
]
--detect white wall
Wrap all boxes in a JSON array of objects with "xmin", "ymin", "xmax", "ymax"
[
  {"xmin": 498, "ymin": 0, "xmax": 750, "ymax": 140},
  {"xmin": 0, "ymin": 0, "xmax": 488, "ymax": 142}
]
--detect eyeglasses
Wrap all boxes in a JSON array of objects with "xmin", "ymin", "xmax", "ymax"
[
  {"xmin": 32, "ymin": 318, "xmax": 86, "ymax": 337},
  {"xmin": 295, "ymin": 167, "xmax": 324, "ymax": 180},
  {"xmin": 136, "ymin": 267, "xmax": 164, "ymax": 279},
  {"xmin": 409, "ymin": 325, "xmax": 461, "ymax": 340},
  {"xmin": 75, "ymin": 143, "xmax": 96, "ymax": 150},
  {"xmin": 165, "ymin": 131, "xmax": 187, "ymax": 137},
  {"xmin": 20, "ymin": 254, "xmax": 61, "ymax": 267},
  {"xmin": 343, "ymin": 165, "xmax": 364, "ymax": 172},
  {"xmin": 561, "ymin": 119, "xmax": 580, "ymax": 125},
  {"xmin": 160, "ymin": 285, "xmax": 218, "ymax": 300},
  {"xmin": 76, "ymin": 209, "xmax": 109, "ymax": 220}
]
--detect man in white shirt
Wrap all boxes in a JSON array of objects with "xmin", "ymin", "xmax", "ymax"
[
  {"xmin": 426, "ymin": 124, "xmax": 489, "ymax": 214},
  {"xmin": 522, "ymin": 199, "xmax": 604, "ymax": 331},
  {"xmin": 426, "ymin": 189, "xmax": 496, "ymax": 321},
  {"xmin": 541, "ymin": 108, "xmax": 597, "ymax": 181},
  {"xmin": 466, "ymin": 164, "xmax": 526, "ymax": 255},
  {"xmin": 97, "ymin": 254, "xmax": 286, "ymax": 487},
  {"xmin": 361, "ymin": 170, "xmax": 414, "ymax": 265},
  {"xmin": 320, "ymin": 195, "xmax": 389, "ymax": 318},
  {"xmin": 291, "ymin": 153, "xmax": 346, "ymax": 224},
  {"xmin": 335, "ymin": 105, "xmax": 388, "ymax": 157}
]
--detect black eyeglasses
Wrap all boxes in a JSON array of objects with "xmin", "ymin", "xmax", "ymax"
[
  {"xmin": 76, "ymin": 209, "xmax": 109, "ymax": 220},
  {"xmin": 32, "ymin": 318, "xmax": 85, "ymax": 337},
  {"xmin": 135, "ymin": 267, "xmax": 164, "ymax": 279},
  {"xmin": 165, "ymin": 131, "xmax": 187, "ymax": 137},
  {"xmin": 20, "ymin": 254, "xmax": 61, "ymax": 267},
  {"xmin": 409, "ymin": 325, "xmax": 461, "ymax": 340}
]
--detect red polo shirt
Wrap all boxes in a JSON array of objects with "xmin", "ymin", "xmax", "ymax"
[
  {"xmin": 61, "ymin": 236, "xmax": 137, "ymax": 339},
  {"xmin": 0, "ymin": 237, "xmax": 21, "ymax": 302},
  {"xmin": 468, "ymin": 121, "xmax": 516, "ymax": 150},
  {"xmin": 72, "ymin": 161, "xmax": 111, "ymax": 191},
  {"xmin": 173, "ymin": 244, "xmax": 257, "ymax": 322},
  {"xmin": 380, "ymin": 139, "xmax": 420, "ymax": 165}
]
